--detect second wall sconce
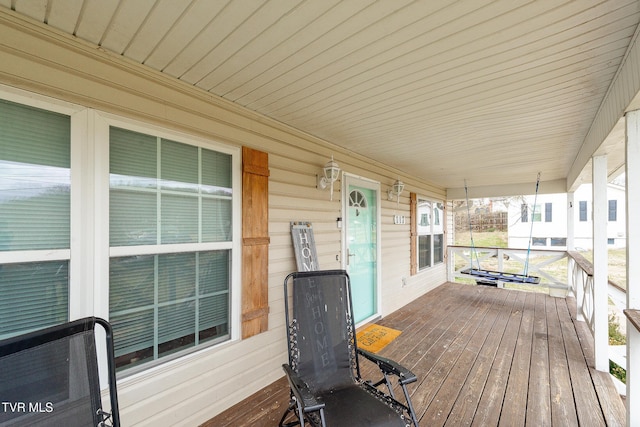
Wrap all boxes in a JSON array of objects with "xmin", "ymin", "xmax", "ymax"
[
  {"xmin": 387, "ymin": 179, "xmax": 405, "ymax": 205},
  {"xmin": 317, "ymin": 156, "xmax": 341, "ymax": 201}
]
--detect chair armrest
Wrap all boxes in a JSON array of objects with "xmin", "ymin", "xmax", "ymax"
[
  {"xmin": 357, "ymin": 349, "xmax": 417, "ymax": 385},
  {"xmin": 282, "ymin": 364, "xmax": 325, "ymax": 412}
]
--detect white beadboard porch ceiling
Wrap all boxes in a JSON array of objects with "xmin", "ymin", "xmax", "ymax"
[{"xmin": 3, "ymin": 0, "xmax": 640, "ymax": 192}]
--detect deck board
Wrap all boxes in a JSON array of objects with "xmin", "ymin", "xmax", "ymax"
[{"xmin": 201, "ymin": 282, "xmax": 625, "ymax": 427}]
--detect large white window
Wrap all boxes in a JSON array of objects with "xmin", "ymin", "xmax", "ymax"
[
  {"xmin": 0, "ymin": 99, "xmax": 71, "ymax": 339},
  {"xmin": 417, "ymin": 198, "xmax": 444, "ymax": 270},
  {"xmin": 108, "ymin": 126, "xmax": 235, "ymax": 371},
  {"xmin": 0, "ymin": 89, "xmax": 240, "ymax": 373}
]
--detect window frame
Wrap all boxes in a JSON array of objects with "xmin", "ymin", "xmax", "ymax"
[
  {"xmin": 416, "ymin": 197, "xmax": 444, "ymax": 271},
  {"xmin": 521, "ymin": 203, "xmax": 528, "ymax": 223},
  {"xmin": 579, "ymin": 201, "xmax": 588, "ymax": 221},
  {"xmin": 0, "ymin": 87, "xmax": 88, "ymax": 336},
  {"xmin": 0, "ymin": 86, "xmax": 243, "ymax": 374},
  {"xmin": 95, "ymin": 112, "xmax": 242, "ymax": 375},
  {"xmin": 545, "ymin": 202, "xmax": 552, "ymax": 222},
  {"xmin": 608, "ymin": 199, "xmax": 617, "ymax": 221}
]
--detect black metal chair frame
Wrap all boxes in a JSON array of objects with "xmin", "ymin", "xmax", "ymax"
[
  {"xmin": 0, "ymin": 317, "xmax": 120, "ymax": 427},
  {"xmin": 279, "ymin": 270, "xmax": 419, "ymax": 427},
  {"xmin": 460, "ymin": 267, "xmax": 541, "ymax": 285}
]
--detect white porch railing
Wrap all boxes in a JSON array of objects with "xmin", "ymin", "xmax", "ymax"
[
  {"xmin": 447, "ymin": 245, "xmax": 569, "ymax": 295},
  {"xmin": 567, "ymin": 251, "xmax": 595, "ymax": 331}
]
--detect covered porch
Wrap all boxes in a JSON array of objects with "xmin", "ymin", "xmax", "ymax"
[
  {"xmin": 204, "ymin": 281, "xmax": 625, "ymax": 427},
  {"xmin": 1, "ymin": 1, "xmax": 640, "ymax": 425}
]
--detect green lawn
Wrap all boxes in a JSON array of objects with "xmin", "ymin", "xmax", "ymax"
[{"xmin": 454, "ymin": 230, "xmax": 508, "ymax": 248}]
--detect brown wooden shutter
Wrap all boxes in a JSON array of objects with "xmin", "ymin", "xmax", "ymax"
[
  {"xmin": 242, "ymin": 147, "xmax": 270, "ymax": 339},
  {"xmin": 410, "ymin": 192, "xmax": 418, "ymax": 275}
]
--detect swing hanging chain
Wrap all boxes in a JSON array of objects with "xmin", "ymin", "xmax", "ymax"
[
  {"xmin": 464, "ymin": 180, "xmax": 481, "ymax": 270},
  {"xmin": 523, "ymin": 172, "xmax": 541, "ymax": 277}
]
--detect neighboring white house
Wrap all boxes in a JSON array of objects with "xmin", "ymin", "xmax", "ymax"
[{"xmin": 508, "ymin": 183, "xmax": 627, "ymax": 250}]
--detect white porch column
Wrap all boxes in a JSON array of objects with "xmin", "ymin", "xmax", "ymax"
[
  {"xmin": 625, "ymin": 109, "xmax": 640, "ymax": 426},
  {"xmin": 567, "ymin": 192, "xmax": 575, "ymax": 251},
  {"xmin": 592, "ymin": 155, "xmax": 608, "ymax": 372},
  {"xmin": 567, "ymin": 192, "xmax": 575, "ymax": 297}
]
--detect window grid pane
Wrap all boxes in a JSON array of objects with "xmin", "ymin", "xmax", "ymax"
[
  {"xmin": 0, "ymin": 99, "xmax": 71, "ymax": 339},
  {"xmin": 417, "ymin": 198, "xmax": 443, "ymax": 270},
  {"xmin": 109, "ymin": 127, "xmax": 233, "ymax": 371}
]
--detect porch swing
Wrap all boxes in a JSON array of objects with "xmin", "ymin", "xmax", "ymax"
[{"xmin": 460, "ymin": 174, "xmax": 541, "ymax": 286}]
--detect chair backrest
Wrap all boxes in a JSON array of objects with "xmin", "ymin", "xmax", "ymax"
[
  {"xmin": 285, "ymin": 270, "xmax": 360, "ymax": 392},
  {"xmin": 0, "ymin": 317, "xmax": 120, "ymax": 427}
]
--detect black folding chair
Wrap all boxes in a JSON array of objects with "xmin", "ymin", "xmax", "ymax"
[
  {"xmin": 280, "ymin": 270, "xmax": 419, "ymax": 427},
  {"xmin": 0, "ymin": 317, "xmax": 120, "ymax": 427}
]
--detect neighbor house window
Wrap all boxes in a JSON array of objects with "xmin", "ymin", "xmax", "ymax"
[
  {"xmin": 608, "ymin": 200, "xmax": 617, "ymax": 221},
  {"xmin": 545, "ymin": 203, "xmax": 552, "ymax": 222},
  {"xmin": 0, "ymin": 99, "xmax": 71, "ymax": 340},
  {"xmin": 532, "ymin": 237, "xmax": 547, "ymax": 246},
  {"xmin": 531, "ymin": 204, "xmax": 541, "ymax": 222},
  {"xmin": 109, "ymin": 126, "xmax": 234, "ymax": 371},
  {"xmin": 417, "ymin": 199, "xmax": 444, "ymax": 269},
  {"xmin": 521, "ymin": 204, "xmax": 528, "ymax": 223},
  {"xmin": 579, "ymin": 201, "xmax": 587, "ymax": 221}
]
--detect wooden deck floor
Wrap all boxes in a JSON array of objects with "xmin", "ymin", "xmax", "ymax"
[{"xmin": 202, "ymin": 282, "xmax": 626, "ymax": 427}]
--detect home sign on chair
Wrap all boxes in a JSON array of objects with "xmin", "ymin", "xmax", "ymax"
[{"xmin": 280, "ymin": 270, "xmax": 418, "ymax": 427}]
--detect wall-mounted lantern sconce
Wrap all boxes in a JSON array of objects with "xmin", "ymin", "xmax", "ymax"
[
  {"xmin": 317, "ymin": 156, "xmax": 340, "ymax": 201},
  {"xmin": 387, "ymin": 179, "xmax": 405, "ymax": 205}
]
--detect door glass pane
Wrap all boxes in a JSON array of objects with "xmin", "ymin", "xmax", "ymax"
[{"xmin": 347, "ymin": 185, "xmax": 377, "ymax": 324}]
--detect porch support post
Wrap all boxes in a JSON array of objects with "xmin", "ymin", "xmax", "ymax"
[
  {"xmin": 592, "ymin": 154, "xmax": 608, "ymax": 372},
  {"xmin": 567, "ymin": 192, "xmax": 575, "ymax": 297},
  {"xmin": 625, "ymin": 109, "xmax": 640, "ymax": 425}
]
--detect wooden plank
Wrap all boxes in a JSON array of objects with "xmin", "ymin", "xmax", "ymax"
[
  {"xmin": 382, "ymin": 284, "xmax": 486, "ymax": 371},
  {"xmin": 525, "ymin": 293, "xmax": 551, "ymax": 426},
  {"xmin": 410, "ymin": 192, "xmax": 417, "ymax": 275},
  {"xmin": 470, "ymin": 290, "xmax": 526, "ymax": 427},
  {"xmin": 361, "ymin": 283, "xmax": 477, "ymax": 392},
  {"xmin": 590, "ymin": 369, "xmax": 626, "ymax": 427},
  {"xmin": 241, "ymin": 147, "xmax": 270, "ymax": 338},
  {"xmin": 626, "ymin": 309, "xmax": 640, "ymax": 332},
  {"xmin": 546, "ymin": 297, "xmax": 578, "ymax": 426},
  {"xmin": 556, "ymin": 298, "xmax": 606, "ymax": 426},
  {"xmin": 444, "ymin": 290, "xmax": 519, "ymax": 426},
  {"xmin": 412, "ymin": 287, "xmax": 502, "ymax": 421},
  {"xmin": 498, "ymin": 292, "xmax": 535, "ymax": 427},
  {"xmin": 423, "ymin": 288, "xmax": 511, "ymax": 426},
  {"xmin": 199, "ymin": 377, "xmax": 289, "ymax": 427},
  {"xmin": 572, "ymin": 304, "xmax": 625, "ymax": 426}
]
